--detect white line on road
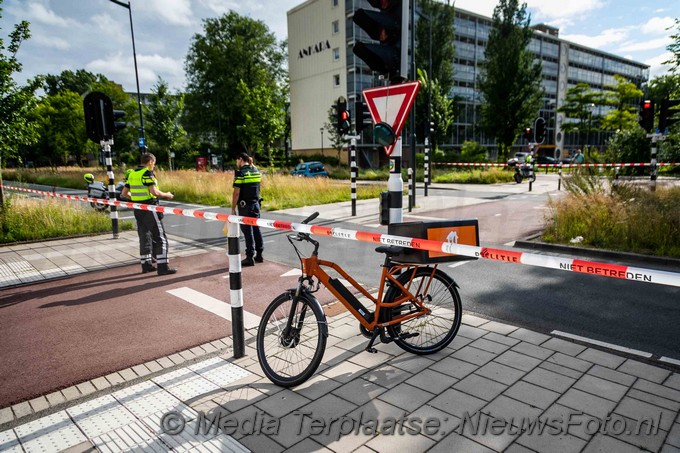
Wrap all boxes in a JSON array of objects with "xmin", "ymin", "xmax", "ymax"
[
  {"xmin": 447, "ymin": 261, "xmax": 472, "ymax": 269},
  {"xmin": 167, "ymin": 287, "xmax": 260, "ymax": 329},
  {"xmin": 550, "ymin": 330, "xmax": 653, "ymax": 359}
]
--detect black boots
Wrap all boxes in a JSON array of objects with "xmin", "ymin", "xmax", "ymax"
[
  {"xmin": 254, "ymin": 253, "xmax": 263, "ymax": 263},
  {"xmin": 241, "ymin": 256, "xmax": 255, "ymax": 267},
  {"xmin": 157, "ymin": 263, "xmax": 178, "ymax": 275},
  {"xmin": 141, "ymin": 262, "xmax": 157, "ymax": 274}
]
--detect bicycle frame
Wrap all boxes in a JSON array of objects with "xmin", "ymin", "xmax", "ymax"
[{"xmin": 298, "ymin": 253, "xmax": 436, "ymax": 332}]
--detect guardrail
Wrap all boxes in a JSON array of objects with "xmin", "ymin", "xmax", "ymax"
[{"xmin": 3, "ymin": 184, "xmax": 680, "ymax": 289}]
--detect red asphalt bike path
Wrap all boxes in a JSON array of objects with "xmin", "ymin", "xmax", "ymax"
[{"xmin": 0, "ymin": 251, "xmax": 346, "ymax": 409}]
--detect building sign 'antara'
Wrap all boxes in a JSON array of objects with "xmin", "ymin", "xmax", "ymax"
[{"xmin": 299, "ymin": 40, "xmax": 331, "ymax": 59}]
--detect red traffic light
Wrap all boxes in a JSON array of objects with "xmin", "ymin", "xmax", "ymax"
[{"xmin": 642, "ymin": 100, "xmax": 652, "ymax": 109}]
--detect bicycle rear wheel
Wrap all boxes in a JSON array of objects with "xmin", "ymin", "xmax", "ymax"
[
  {"xmin": 384, "ymin": 267, "xmax": 462, "ymax": 355},
  {"xmin": 256, "ymin": 291, "xmax": 327, "ymax": 387}
]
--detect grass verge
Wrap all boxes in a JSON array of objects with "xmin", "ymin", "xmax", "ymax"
[{"xmin": 0, "ymin": 195, "xmax": 133, "ymax": 244}]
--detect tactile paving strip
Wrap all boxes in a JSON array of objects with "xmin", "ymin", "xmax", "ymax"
[
  {"xmin": 152, "ymin": 367, "xmax": 200, "ymax": 389},
  {"xmin": 67, "ymin": 394, "xmax": 137, "ymax": 438},
  {"xmin": 0, "ymin": 428, "xmax": 23, "ymax": 453},
  {"xmin": 189, "ymin": 357, "xmax": 251, "ymax": 388},
  {"xmin": 91, "ymin": 420, "xmax": 167, "ymax": 453},
  {"xmin": 165, "ymin": 376, "xmax": 221, "ymax": 402},
  {"xmin": 13, "ymin": 410, "xmax": 87, "ymax": 453}
]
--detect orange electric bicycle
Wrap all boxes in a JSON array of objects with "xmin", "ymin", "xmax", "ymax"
[{"xmin": 256, "ymin": 212, "xmax": 463, "ymax": 387}]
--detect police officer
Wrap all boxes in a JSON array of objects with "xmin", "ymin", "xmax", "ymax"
[
  {"xmin": 231, "ymin": 151, "xmax": 263, "ymax": 266},
  {"xmin": 122, "ymin": 153, "xmax": 177, "ymax": 275}
]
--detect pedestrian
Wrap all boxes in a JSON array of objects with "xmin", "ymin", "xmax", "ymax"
[
  {"xmin": 573, "ymin": 149, "xmax": 584, "ymax": 164},
  {"xmin": 121, "ymin": 153, "xmax": 177, "ymax": 275},
  {"xmin": 230, "ymin": 150, "xmax": 263, "ymax": 266}
]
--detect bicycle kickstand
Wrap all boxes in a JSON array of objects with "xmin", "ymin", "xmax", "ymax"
[{"xmin": 365, "ymin": 328, "xmax": 381, "ymax": 354}]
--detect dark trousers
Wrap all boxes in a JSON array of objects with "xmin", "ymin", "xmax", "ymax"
[
  {"xmin": 134, "ymin": 209, "xmax": 170, "ymax": 264},
  {"xmin": 238, "ymin": 202, "xmax": 263, "ymax": 257}
]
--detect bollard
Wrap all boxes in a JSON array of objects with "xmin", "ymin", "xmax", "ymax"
[
  {"xmin": 558, "ymin": 163, "xmax": 562, "ymax": 191},
  {"xmin": 227, "ymin": 222, "xmax": 245, "ymax": 358},
  {"xmin": 102, "ymin": 140, "xmax": 119, "ymax": 238},
  {"xmin": 350, "ymin": 138, "xmax": 357, "ymax": 216},
  {"xmin": 407, "ymin": 167, "xmax": 413, "ymax": 212}
]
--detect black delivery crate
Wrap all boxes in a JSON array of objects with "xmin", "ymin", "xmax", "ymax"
[{"xmin": 387, "ymin": 219, "xmax": 479, "ymax": 264}]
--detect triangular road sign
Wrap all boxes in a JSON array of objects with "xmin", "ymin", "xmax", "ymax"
[{"xmin": 362, "ymin": 81, "xmax": 421, "ymax": 155}]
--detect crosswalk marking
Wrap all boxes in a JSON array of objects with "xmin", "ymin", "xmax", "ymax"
[{"xmin": 167, "ymin": 287, "xmax": 260, "ymax": 329}]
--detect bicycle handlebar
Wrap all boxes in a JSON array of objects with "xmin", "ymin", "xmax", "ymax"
[{"xmin": 301, "ymin": 212, "xmax": 319, "ymax": 224}]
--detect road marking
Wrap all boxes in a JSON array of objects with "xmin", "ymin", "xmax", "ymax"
[
  {"xmin": 494, "ymin": 213, "xmax": 502, "ymax": 217},
  {"xmin": 550, "ymin": 330, "xmax": 653, "ymax": 359},
  {"xmin": 447, "ymin": 261, "xmax": 471, "ymax": 269},
  {"xmin": 167, "ymin": 287, "xmax": 260, "ymax": 329},
  {"xmin": 281, "ymin": 269, "xmax": 301, "ymax": 277}
]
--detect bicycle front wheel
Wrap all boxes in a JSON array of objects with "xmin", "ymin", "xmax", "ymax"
[
  {"xmin": 256, "ymin": 291, "xmax": 327, "ymax": 387},
  {"xmin": 384, "ymin": 267, "xmax": 462, "ymax": 355}
]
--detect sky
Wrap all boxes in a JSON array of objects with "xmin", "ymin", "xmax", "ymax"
[{"xmin": 2, "ymin": 0, "xmax": 678, "ymax": 94}]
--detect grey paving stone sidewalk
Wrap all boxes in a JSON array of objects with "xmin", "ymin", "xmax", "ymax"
[{"xmin": 1, "ymin": 310, "xmax": 678, "ymax": 453}]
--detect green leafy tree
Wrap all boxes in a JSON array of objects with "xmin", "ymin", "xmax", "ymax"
[
  {"xmin": 323, "ymin": 107, "xmax": 348, "ymax": 161},
  {"xmin": 477, "ymin": 0, "xmax": 543, "ymax": 161},
  {"xmin": 605, "ymin": 128, "xmax": 651, "ymax": 163},
  {"xmin": 184, "ymin": 12, "xmax": 287, "ymax": 158},
  {"xmin": 664, "ymin": 18, "xmax": 680, "ymax": 73},
  {"xmin": 147, "ymin": 77, "xmax": 186, "ymax": 169},
  {"xmin": 418, "ymin": 69, "xmax": 454, "ymax": 151},
  {"xmin": 236, "ymin": 79, "xmax": 286, "ymax": 166},
  {"xmin": 44, "ymin": 69, "xmax": 110, "ymax": 96},
  {"xmin": 556, "ymin": 83, "xmax": 605, "ymax": 150},
  {"xmin": 414, "ymin": 0, "xmax": 456, "ymax": 140},
  {"xmin": 0, "ymin": 1, "xmax": 42, "ymax": 206},
  {"xmin": 600, "ymin": 75, "xmax": 643, "ymax": 132},
  {"xmin": 31, "ymin": 91, "xmax": 94, "ymax": 167}
]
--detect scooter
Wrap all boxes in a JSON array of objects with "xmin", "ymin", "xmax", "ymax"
[
  {"xmin": 84, "ymin": 173, "xmax": 127, "ymax": 212},
  {"xmin": 513, "ymin": 162, "xmax": 536, "ymax": 184}
]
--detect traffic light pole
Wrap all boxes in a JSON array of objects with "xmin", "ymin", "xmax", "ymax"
[
  {"xmin": 389, "ymin": 139, "xmax": 404, "ymax": 224},
  {"xmin": 101, "ymin": 139, "xmax": 120, "ymax": 239},
  {"xmin": 650, "ymin": 134, "xmax": 659, "ymax": 192},
  {"xmin": 350, "ymin": 136, "xmax": 358, "ymax": 216},
  {"xmin": 424, "ymin": 136, "xmax": 430, "ymax": 197}
]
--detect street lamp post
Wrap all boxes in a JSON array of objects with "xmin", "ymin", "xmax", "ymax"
[
  {"xmin": 587, "ymin": 103, "xmax": 595, "ymax": 155},
  {"xmin": 320, "ymin": 127, "xmax": 324, "ymax": 157},
  {"xmin": 108, "ymin": 0, "xmax": 146, "ymax": 151}
]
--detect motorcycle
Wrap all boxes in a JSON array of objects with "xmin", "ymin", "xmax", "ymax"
[
  {"xmin": 513, "ymin": 162, "xmax": 536, "ymax": 184},
  {"xmin": 84, "ymin": 173, "xmax": 127, "ymax": 212}
]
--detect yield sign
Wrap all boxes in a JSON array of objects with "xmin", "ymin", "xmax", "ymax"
[{"xmin": 362, "ymin": 81, "xmax": 421, "ymax": 155}]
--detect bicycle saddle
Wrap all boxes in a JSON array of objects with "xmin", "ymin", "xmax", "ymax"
[{"xmin": 375, "ymin": 246, "xmax": 404, "ymax": 256}]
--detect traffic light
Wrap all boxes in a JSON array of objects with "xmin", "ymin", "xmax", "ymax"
[
  {"xmin": 639, "ymin": 99, "xmax": 655, "ymax": 133},
  {"xmin": 336, "ymin": 97, "xmax": 351, "ymax": 135},
  {"xmin": 522, "ymin": 128, "xmax": 532, "ymax": 141},
  {"xmin": 534, "ymin": 117, "xmax": 546, "ymax": 144},
  {"xmin": 83, "ymin": 91, "xmax": 115, "ymax": 143},
  {"xmin": 352, "ymin": 0, "xmax": 408, "ymax": 82},
  {"xmin": 659, "ymin": 98, "xmax": 680, "ymax": 133},
  {"xmin": 113, "ymin": 110, "xmax": 127, "ymax": 133},
  {"xmin": 355, "ymin": 100, "xmax": 372, "ymax": 133}
]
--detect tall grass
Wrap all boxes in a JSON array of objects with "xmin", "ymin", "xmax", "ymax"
[
  {"xmin": 0, "ymin": 195, "xmax": 133, "ymax": 243},
  {"xmin": 543, "ymin": 176, "xmax": 680, "ymax": 257}
]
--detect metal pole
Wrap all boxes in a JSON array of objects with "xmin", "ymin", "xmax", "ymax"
[
  {"xmin": 350, "ymin": 137, "xmax": 357, "ymax": 216},
  {"xmin": 101, "ymin": 139, "xmax": 119, "ymax": 238},
  {"xmin": 409, "ymin": 0, "xmax": 416, "ymax": 211},
  {"xmin": 109, "ymin": 0, "xmax": 146, "ymax": 150},
  {"xmin": 650, "ymin": 135, "xmax": 658, "ymax": 192},
  {"xmin": 424, "ymin": 136, "xmax": 429, "ymax": 197},
  {"xmin": 227, "ymin": 222, "xmax": 245, "ymax": 358},
  {"xmin": 388, "ymin": 139, "xmax": 403, "ymax": 224}
]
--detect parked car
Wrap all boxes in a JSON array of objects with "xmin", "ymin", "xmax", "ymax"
[
  {"xmin": 291, "ymin": 161, "xmax": 328, "ymax": 177},
  {"xmin": 536, "ymin": 155, "xmax": 557, "ymax": 165}
]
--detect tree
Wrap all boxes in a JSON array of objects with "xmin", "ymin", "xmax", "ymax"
[
  {"xmin": 147, "ymin": 77, "xmax": 186, "ymax": 169},
  {"xmin": 31, "ymin": 91, "xmax": 94, "ymax": 167},
  {"xmin": 599, "ymin": 75, "xmax": 643, "ymax": 132},
  {"xmin": 477, "ymin": 0, "xmax": 543, "ymax": 161},
  {"xmin": 414, "ymin": 0, "xmax": 456, "ymax": 140},
  {"xmin": 418, "ymin": 69, "xmax": 454, "ymax": 151},
  {"xmin": 236, "ymin": 80, "xmax": 286, "ymax": 166},
  {"xmin": 184, "ymin": 12, "xmax": 287, "ymax": 158},
  {"xmin": 44, "ymin": 69, "xmax": 110, "ymax": 96},
  {"xmin": 0, "ymin": 1, "xmax": 42, "ymax": 207},
  {"xmin": 556, "ymin": 83, "xmax": 605, "ymax": 150},
  {"xmin": 664, "ymin": 18, "xmax": 680, "ymax": 74},
  {"xmin": 323, "ymin": 107, "xmax": 348, "ymax": 161}
]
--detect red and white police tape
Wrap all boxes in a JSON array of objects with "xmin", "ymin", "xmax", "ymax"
[
  {"xmin": 4, "ymin": 184, "xmax": 680, "ymax": 288},
  {"xmin": 434, "ymin": 162, "xmax": 679, "ymax": 168}
]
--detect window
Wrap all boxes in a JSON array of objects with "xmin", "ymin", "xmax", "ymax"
[
  {"xmin": 332, "ymin": 0, "xmax": 339, "ymax": 6},
  {"xmin": 333, "ymin": 74, "xmax": 340, "ymax": 86},
  {"xmin": 333, "ymin": 47, "xmax": 340, "ymax": 61},
  {"xmin": 332, "ymin": 20, "xmax": 339, "ymax": 34}
]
